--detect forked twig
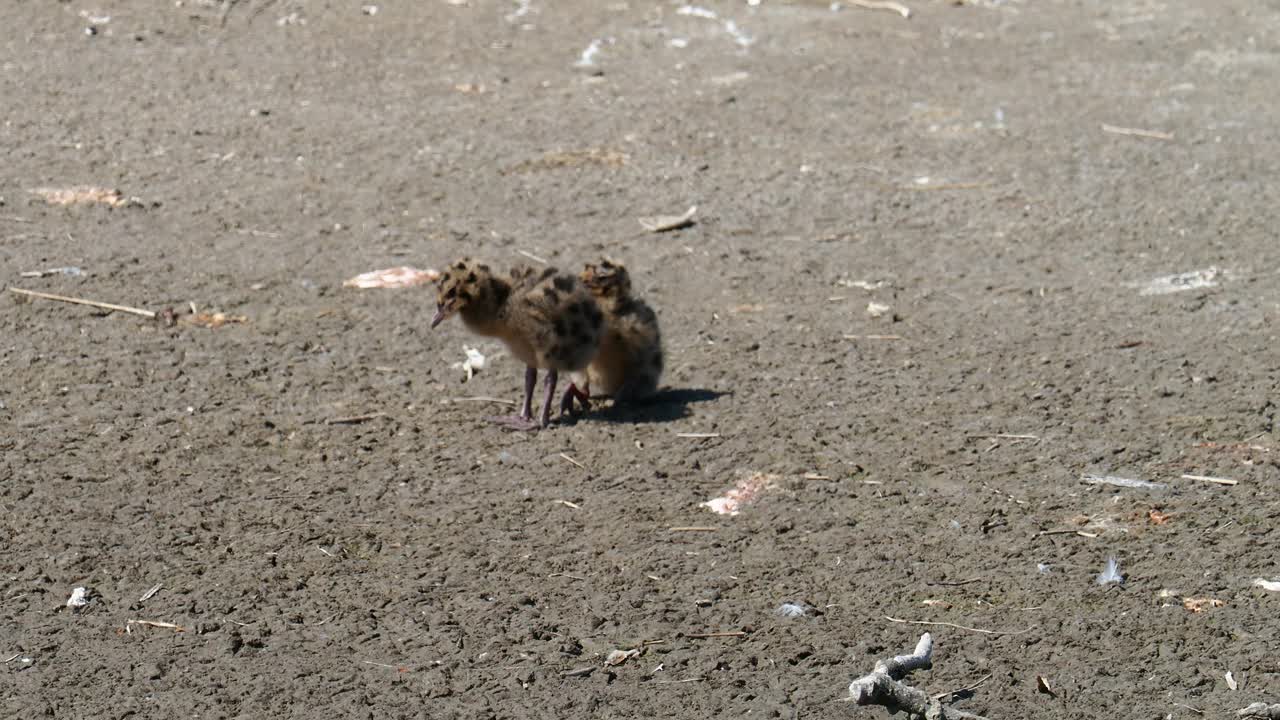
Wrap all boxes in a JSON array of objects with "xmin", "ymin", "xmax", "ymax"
[{"xmin": 847, "ymin": 633, "xmax": 988, "ymax": 719}]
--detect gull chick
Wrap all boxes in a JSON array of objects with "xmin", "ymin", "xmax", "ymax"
[
  {"xmin": 433, "ymin": 258, "xmax": 603, "ymax": 430},
  {"xmin": 562, "ymin": 259, "xmax": 663, "ymax": 414}
]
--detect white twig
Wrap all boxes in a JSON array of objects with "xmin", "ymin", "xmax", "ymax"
[{"xmin": 1238, "ymin": 703, "xmax": 1280, "ymax": 719}]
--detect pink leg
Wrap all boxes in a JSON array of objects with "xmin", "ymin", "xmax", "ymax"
[
  {"xmin": 488, "ymin": 366, "xmax": 543, "ymax": 431},
  {"xmin": 560, "ymin": 380, "xmax": 591, "ymax": 417}
]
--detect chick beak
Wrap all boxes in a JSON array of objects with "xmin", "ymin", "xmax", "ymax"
[{"xmin": 430, "ymin": 304, "xmax": 448, "ymax": 329}]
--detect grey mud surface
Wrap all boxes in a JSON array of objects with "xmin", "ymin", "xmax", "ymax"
[{"xmin": 3, "ymin": 1, "xmax": 1280, "ymax": 718}]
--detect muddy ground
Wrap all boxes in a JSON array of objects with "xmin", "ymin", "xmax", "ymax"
[{"xmin": 3, "ymin": 0, "xmax": 1280, "ymax": 717}]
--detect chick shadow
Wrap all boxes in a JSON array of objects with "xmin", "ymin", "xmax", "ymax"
[{"xmin": 566, "ymin": 387, "xmax": 729, "ymax": 425}]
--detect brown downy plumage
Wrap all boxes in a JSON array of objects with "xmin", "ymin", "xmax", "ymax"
[
  {"xmin": 433, "ymin": 258, "xmax": 604, "ymax": 430},
  {"xmin": 561, "ymin": 259, "xmax": 663, "ymax": 415}
]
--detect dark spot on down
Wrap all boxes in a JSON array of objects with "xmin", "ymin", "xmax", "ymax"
[
  {"xmin": 467, "ymin": 272, "xmax": 477, "ymax": 283},
  {"xmin": 458, "ymin": 290, "xmax": 471, "ymax": 302},
  {"xmin": 553, "ymin": 275, "xmax": 575, "ymax": 293},
  {"xmin": 553, "ymin": 317, "xmax": 568, "ymax": 336},
  {"xmin": 478, "ymin": 264, "xmax": 490, "ymax": 273},
  {"xmin": 455, "ymin": 261, "xmax": 467, "ymax": 270},
  {"xmin": 543, "ymin": 287, "xmax": 560, "ymax": 304},
  {"xmin": 446, "ymin": 287, "xmax": 456, "ymax": 298}
]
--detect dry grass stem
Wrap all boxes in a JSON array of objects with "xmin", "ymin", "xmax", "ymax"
[
  {"xmin": 1101, "ymin": 123, "xmax": 1174, "ymax": 140},
  {"xmin": 7, "ymin": 287, "xmax": 156, "ymax": 318},
  {"xmin": 929, "ymin": 577, "xmax": 983, "ymax": 587},
  {"xmin": 903, "ymin": 181, "xmax": 990, "ymax": 191},
  {"xmin": 127, "ymin": 619, "xmax": 186, "ymax": 632},
  {"xmin": 326, "ymin": 412, "xmax": 388, "ymax": 425},
  {"xmin": 883, "ymin": 616, "xmax": 1033, "ymax": 636},
  {"xmin": 1180, "ymin": 473, "xmax": 1238, "ymax": 486},
  {"xmin": 933, "ymin": 673, "xmax": 993, "ymax": 701},
  {"xmin": 559, "ymin": 453, "xmax": 587, "ymax": 470},
  {"xmin": 450, "ymin": 396, "xmax": 518, "ymax": 405}
]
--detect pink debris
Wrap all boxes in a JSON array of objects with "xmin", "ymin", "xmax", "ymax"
[
  {"xmin": 701, "ymin": 472, "xmax": 780, "ymax": 516},
  {"xmin": 343, "ymin": 266, "xmax": 441, "ymax": 289}
]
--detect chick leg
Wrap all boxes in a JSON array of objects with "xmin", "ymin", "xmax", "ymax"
[
  {"xmin": 538, "ymin": 369, "xmax": 559, "ymax": 428},
  {"xmin": 489, "ymin": 366, "xmax": 542, "ymax": 431},
  {"xmin": 560, "ymin": 379, "xmax": 591, "ymax": 417},
  {"xmin": 520, "ymin": 366, "xmax": 536, "ymax": 419}
]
